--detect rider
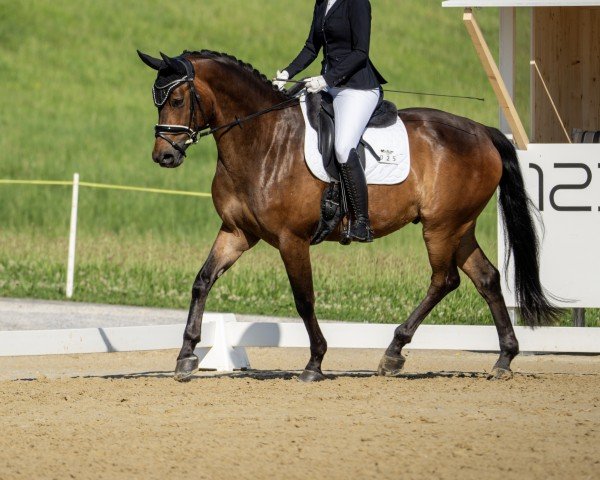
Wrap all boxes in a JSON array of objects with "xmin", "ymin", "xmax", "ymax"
[{"xmin": 273, "ymin": 0, "xmax": 387, "ymax": 243}]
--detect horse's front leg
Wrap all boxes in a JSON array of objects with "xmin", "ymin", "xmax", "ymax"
[
  {"xmin": 279, "ymin": 235, "xmax": 327, "ymax": 382},
  {"xmin": 174, "ymin": 226, "xmax": 258, "ymax": 381}
]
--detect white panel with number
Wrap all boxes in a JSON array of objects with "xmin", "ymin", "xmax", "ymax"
[{"xmin": 498, "ymin": 144, "xmax": 600, "ymax": 308}]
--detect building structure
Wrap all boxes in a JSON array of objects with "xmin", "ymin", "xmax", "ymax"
[{"xmin": 443, "ymin": 1, "xmax": 600, "ymax": 321}]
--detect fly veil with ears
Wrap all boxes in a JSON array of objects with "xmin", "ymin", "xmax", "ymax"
[{"xmin": 138, "ymin": 51, "xmax": 208, "ymax": 157}]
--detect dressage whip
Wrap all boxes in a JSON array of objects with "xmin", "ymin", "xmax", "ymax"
[{"xmin": 276, "ymin": 78, "xmax": 485, "ymax": 102}]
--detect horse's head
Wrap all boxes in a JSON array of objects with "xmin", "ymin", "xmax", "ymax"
[{"xmin": 138, "ymin": 50, "xmax": 209, "ymax": 168}]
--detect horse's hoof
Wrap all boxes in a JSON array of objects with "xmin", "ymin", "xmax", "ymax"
[
  {"xmin": 377, "ymin": 354, "xmax": 406, "ymax": 377},
  {"xmin": 298, "ymin": 369, "xmax": 326, "ymax": 383},
  {"xmin": 174, "ymin": 355, "xmax": 199, "ymax": 382},
  {"xmin": 487, "ymin": 367, "xmax": 513, "ymax": 381}
]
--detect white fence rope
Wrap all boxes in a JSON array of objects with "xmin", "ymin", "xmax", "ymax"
[{"xmin": 0, "ymin": 178, "xmax": 212, "ymax": 197}]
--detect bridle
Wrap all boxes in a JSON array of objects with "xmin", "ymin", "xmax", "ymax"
[
  {"xmin": 153, "ymin": 56, "xmax": 301, "ymax": 157},
  {"xmin": 153, "ymin": 59, "xmax": 210, "ymax": 157}
]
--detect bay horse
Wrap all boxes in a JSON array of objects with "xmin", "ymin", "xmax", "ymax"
[{"xmin": 138, "ymin": 50, "xmax": 558, "ymax": 382}]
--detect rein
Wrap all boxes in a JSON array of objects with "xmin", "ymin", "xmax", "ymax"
[
  {"xmin": 278, "ymin": 78, "xmax": 485, "ymax": 102},
  {"xmin": 194, "ymin": 95, "xmax": 300, "ymax": 139}
]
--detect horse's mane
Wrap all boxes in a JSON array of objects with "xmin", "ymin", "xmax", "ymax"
[{"xmin": 183, "ymin": 50, "xmax": 292, "ymax": 101}]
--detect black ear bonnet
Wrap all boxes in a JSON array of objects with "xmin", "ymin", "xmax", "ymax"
[{"xmin": 152, "ymin": 56, "xmax": 195, "ymax": 107}]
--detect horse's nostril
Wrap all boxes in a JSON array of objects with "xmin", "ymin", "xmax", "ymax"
[{"xmin": 153, "ymin": 152, "xmax": 174, "ymax": 165}]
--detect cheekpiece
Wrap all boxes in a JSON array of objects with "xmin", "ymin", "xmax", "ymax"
[{"xmin": 152, "ymin": 56, "xmax": 195, "ymax": 107}]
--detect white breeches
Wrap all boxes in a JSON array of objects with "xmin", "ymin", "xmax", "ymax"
[{"xmin": 328, "ymin": 86, "xmax": 380, "ymax": 163}]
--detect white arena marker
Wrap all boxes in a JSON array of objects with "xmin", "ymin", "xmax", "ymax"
[
  {"xmin": 195, "ymin": 314, "xmax": 250, "ymax": 371},
  {"xmin": 66, "ymin": 173, "xmax": 80, "ymax": 299}
]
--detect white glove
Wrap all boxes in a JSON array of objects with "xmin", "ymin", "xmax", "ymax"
[
  {"xmin": 305, "ymin": 75, "xmax": 328, "ymax": 93},
  {"xmin": 272, "ymin": 70, "xmax": 289, "ymax": 90}
]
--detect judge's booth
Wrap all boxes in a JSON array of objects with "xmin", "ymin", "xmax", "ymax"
[{"xmin": 442, "ymin": 1, "xmax": 600, "ymax": 324}]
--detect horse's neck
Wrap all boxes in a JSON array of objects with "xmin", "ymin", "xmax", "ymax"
[
  {"xmin": 214, "ymin": 106, "xmax": 303, "ymax": 187},
  {"xmin": 205, "ymin": 64, "xmax": 282, "ymax": 130},
  {"xmin": 207, "ymin": 74, "xmax": 303, "ymax": 184}
]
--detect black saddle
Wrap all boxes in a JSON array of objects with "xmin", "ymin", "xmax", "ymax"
[{"xmin": 305, "ymin": 91, "xmax": 399, "ymax": 181}]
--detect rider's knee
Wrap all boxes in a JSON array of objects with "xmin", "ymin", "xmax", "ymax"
[{"xmin": 334, "ymin": 143, "xmax": 352, "ymax": 163}]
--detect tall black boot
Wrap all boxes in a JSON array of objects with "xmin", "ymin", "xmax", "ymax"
[{"xmin": 339, "ymin": 148, "xmax": 373, "ymax": 244}]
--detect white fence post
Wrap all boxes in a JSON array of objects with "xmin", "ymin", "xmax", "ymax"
[{"xmin": 66, "ymin": 173, "xmax": 80, "ymax": 299}]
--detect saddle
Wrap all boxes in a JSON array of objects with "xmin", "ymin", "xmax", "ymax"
[
  {"xmin": 303, "ymin": 91, "xmax": 399, "ymax": 245},
  {"xmin": 305, "ymin": 91, "xmax": 399, "ymax": 181}
]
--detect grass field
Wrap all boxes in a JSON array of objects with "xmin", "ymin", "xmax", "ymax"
[{"xmin": 1, "ymin": 1, "xmax": 595, "ymax": 326}]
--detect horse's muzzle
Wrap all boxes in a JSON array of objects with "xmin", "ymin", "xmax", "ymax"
[{"xmin": 152, "ymin": 148, "xmax": 184, "ymax": 168}]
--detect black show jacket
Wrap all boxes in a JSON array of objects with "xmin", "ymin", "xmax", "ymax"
[{"xmin": 284, "ymin": 0, "xmax": 387, "ymax": 89}]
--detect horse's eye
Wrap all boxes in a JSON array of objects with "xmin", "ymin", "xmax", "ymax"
[{"xmin": 170, "ymin": 97, "xmax": 184, "ymax": 108}]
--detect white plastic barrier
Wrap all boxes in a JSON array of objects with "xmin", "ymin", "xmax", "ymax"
[{"xmin": 2, "ymin": 314, "xmax": 600, "ymax": 371}]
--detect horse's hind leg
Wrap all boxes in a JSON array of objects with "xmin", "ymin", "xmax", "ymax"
[
  {"xmin": 174, "ymin": 225, "xmax": 258, "ymax": 381},
  {"xmin": 378, "ymin": 227, "xmax": 462, "ymax": 376},
  {"xmin": 456, "ymin": 227, "xmax": 519, "ymax": 379},
  {"xmin": 279, "ymin": 236, "xmax": 327, "ymax": 382}
]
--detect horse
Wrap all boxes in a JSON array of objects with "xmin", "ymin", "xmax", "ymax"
[{"xmin": 137, "ymin": 49, "xmax": 559, "ymax": 382}]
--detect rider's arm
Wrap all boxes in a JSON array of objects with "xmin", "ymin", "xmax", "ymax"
[
  {"xmin": 283, "ymin": 3, "xmax": 322, "ymax": 79},
  {"xmin": 323, "ymin": 0, "xmax": 371, "ymax": 87}
]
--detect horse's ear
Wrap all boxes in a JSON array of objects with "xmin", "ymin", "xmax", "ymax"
[
  {"xmin": 137, "ymin": 50, "xmax": 164, "ymax": 70},
  {"xmin": 159, "ymin": 52, "xmax": 187, "ymax": 75}
]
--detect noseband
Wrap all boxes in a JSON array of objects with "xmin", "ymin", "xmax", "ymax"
[{"xmin": 153, "ymin": 58, "xmax": 209, "ymax": 157}]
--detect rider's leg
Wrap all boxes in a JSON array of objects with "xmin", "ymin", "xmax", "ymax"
[
  {"xmin": 339, "ymin": 149, "xmax": 372, "ymax": 242},
  {"xmin": 330, "ymin": 87, "xmax": 380, "ymax": 243}
]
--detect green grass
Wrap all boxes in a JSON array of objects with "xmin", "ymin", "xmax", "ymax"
[
  {"xmin": 0, "ymin": 0, "xmax": 509, "ymax": 229},
  {"xmin": 1, "ymin": 1, "xmax": 595, "ymax": 326},
  {"xmin": 1, "ymin": 208, "xmax": 500, "ymax": 325}
]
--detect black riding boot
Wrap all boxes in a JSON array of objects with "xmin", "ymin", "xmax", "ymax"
[{"xmin": 339, "ymin": 148, "xmax": 373, "ymax": 244}]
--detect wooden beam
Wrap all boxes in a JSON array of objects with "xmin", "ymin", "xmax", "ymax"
[
  {"xmin": 499, "ymin": 7, "xmax": 516, "ymax": 134},
  {"xmin": 530, "ymin": 60, "xmax": 572, "ymax": 143},
  {"xmin": 463, "ymin": 8, "xmax": 530, "ymax": 149}
]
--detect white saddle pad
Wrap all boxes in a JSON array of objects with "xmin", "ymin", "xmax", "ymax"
[{"xmin": 299, "ymin": 93, "xmax": 410, "ymax": 185}]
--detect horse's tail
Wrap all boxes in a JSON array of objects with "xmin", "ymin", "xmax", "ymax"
[{"xmin": 487, "ymin": 126, "xmax": 561, "ymax": 327}]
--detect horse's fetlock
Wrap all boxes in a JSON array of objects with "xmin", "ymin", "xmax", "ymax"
[
  {"xmin": 183, "ymin": 330, "xmax": 200, "ymax": 345},
  {"xmin": 504, "ymin": 338, "xmax": 519, "ymax": 358},
  {"xmin": 311, "ymin": 340, "xmax": 327, "ymax": 359},
  {"xmin": 394, "ymin": 326, "xmax": 412, "ymax": 346}
]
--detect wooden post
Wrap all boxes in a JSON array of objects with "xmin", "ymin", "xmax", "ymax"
[
  {"xmin": 499, "ymin": 7, "xmax": 516, "ymax": 135},
  {"xmin": 463, "ymin": 8, "xmax": 529, "ymax": 150}
]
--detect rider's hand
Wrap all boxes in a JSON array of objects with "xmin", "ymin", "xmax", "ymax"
[
  {"xmin": 305, "ymin": 75, "xmax": 328, "ymax": 94},
  {"xmin": 272, "ymin": 70, "xmax": 289, "ymax": 90}
]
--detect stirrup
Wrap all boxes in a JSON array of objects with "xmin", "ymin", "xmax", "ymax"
[
  {"xmin": 342, "ymin": 218, "xmax": 373, "ymax": 244},
  {"xmin": 352, "ymin": 218, "xmax": 374, "ymax": 242}
]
